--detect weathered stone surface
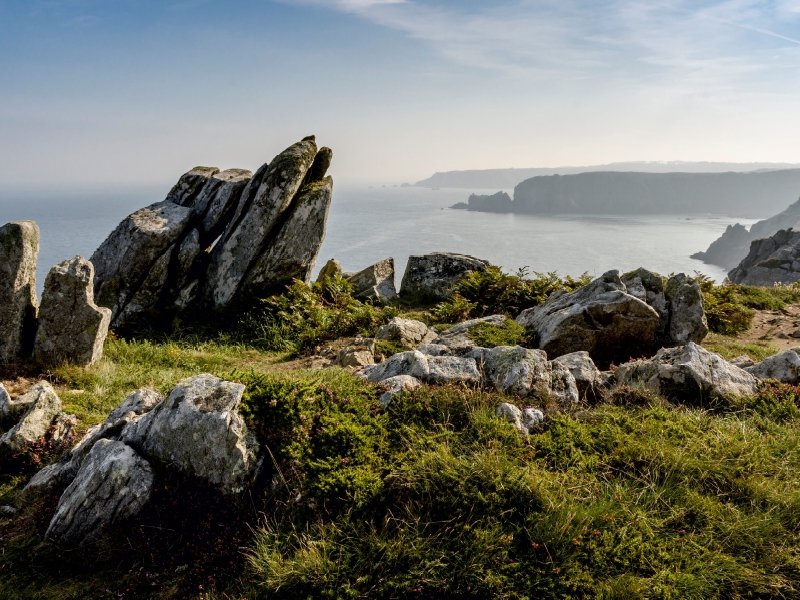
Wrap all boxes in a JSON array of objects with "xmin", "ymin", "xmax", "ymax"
[
  {"xmin": 316, "ymin": 258, "xmax": 343, "ymax": 282},
  {"xmin": 729, "ymin": 355, "xmax": 755, "ymax": 369},
  {"xmin": 744, "ymin": 349, "xmax": 800, "ymax": 383},
  {"xmin": 496, "ymin": 403, "xmax": 545, "ymax": 436},
  {"xmin": 0, "ymin": 382, "xmax": 62, "ymax": 452},
  {"xmin": 375, "ymin": 317, "xmax": 437, "ymax": 349},
  {"xmin": 194, "ymin": 169, "xmax": 253, "ymax": 243},
  {"xmin": 378, "ymin": 375, "xmax": 421, "ymax": 408},
  {"xmin": 334, "ymin": 338, "xmax": 376, "ymax": 367},
  {"xmin": 552, "ymin": 351, "xmax": 602, "ymax": 401},
  {"xmin": 0, "ymin": 221, "xmax": 39, "ymax": 363},
  {"xmin": 239, "ymin": 177, "xmax": 332, "ymax": 298},
  {"xmin": 121, "ymin": 374, "xmax": 259, "ymax": 494},
  {"xmin": 621, "ymin": 268, "xmax": 668, "ymax": 337},
  {"xmin": 416, "ymin": 344, "xmax": 451, "ymax": 356},
  {"xmin": 615, "ymin": 342, "xmax": 758, "ymax": 403},
  {"xmin": 433, "ymin": 314, "xmax": 506, "ymax": 351},
  {"xmin": 347, "ymin": 258, "xmax": 397, "ymax": 301},
  {"xmin": 51, "ymin": 413, "xmax": 78, "ymax": 443},
  {"xmin": 399, "ymin": 252, "xmax": 491, "ymax": 301},
  {"xmin": 424, "ymin": 356, "xmax": 482, "ymax": 383},
  {"xmin": 665, "ymin": 274, "xmax": 708, "ymax": 345},
  {"xmin": 728, "ymin": 228, "xmax": 800, "ymax": 286},
  {"xmin": 46, "ymin": 439, "xmax": 154, "ymax": 545},
  {"xmin": 34, "ymin": 256, "xmax": 111, "ymax": 366},
  {"xmin": 0, "ymin": 505, "xmax": 17, "ymax": 517},
  {"xmin": 359, "ymin": 350, "xmax": 425, "ymax": 383},
  {"xmin": 516, "ymin": 271, "xmax": 659, "ymax": 368},
  {"xmin": 476, "ymin": 345, "xmax": 579, "ymax": 403},
  {"xmin": 165, "ymin": 166, "xmax": 220, "ymax": 206},
  {"xmin": 25, "ymin": 388, "xmax": 163, "ymax": 493},
  {"xmin": 205, "ymin": 138, "xmax": 318, "ymax": 308},
  {"xmin": 91, "ymin": 200, "xmax": 193, "ymax": 322},
  {"xmin": 0, "ymin": 382, "xmax": 32, "ymax": 422}
]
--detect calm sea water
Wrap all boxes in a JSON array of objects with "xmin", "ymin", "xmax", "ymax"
[{"xmin": 0, "ymin": 185, "xmax": 755, "ymax": 298}]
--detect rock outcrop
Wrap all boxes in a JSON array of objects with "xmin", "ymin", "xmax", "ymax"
[
  {"xmin": 90, "ymin": 137, "xmax": 333, "ymax": 329},
  {"xmin": 399, "ymin": 252, "xmax": 491, "ymax": 301},
  {"xmin": 121, "ymin": 374, "xmax": 260, "ymax": 494},
  {"xmin": 516, "ymin": 271, "xmax": 660, "ymax": 368},
  {"xmin": 316, "ymin": 258, "xmax": 343, "ymax": 282},
  {"xmin": 0, "ymin": 382, "xmax": 32, "ymax": 422},
  {"xmin": 728, "ymin": 228, "xmax": 800, "ymax": 286},
  {"xmin": 664, "ymin": 274, "xmax": 708, "ymax": 344},
  {"xmin": 33, "ymin": 256, "xmax": 111, "ymax": 366},
  {"xmin": 46, "ymin": 439, "xmax": 154, "ymax": 545},
  {"xmin": 347, "ymin": 258, "xmax": 397, "ymax": 301},
  {"xmin": 432, "ymin": 314, "xmax": 506, "ymax": 351},
  {"xmin": 552, "ymin": 351, "xmax": 602, "ymax": 401},
  {"xmin": 744, "ymin": 349, "xmax": 800, "ymax": 383},
  {"xmin": 615, "ymin": 342, "xmax": 758, "ymax": 404},
  {"xmin": 621, "ymin": 268, "xmax": 668, "ymax": 339},
  {"xmin": 0, "ymin": 382, "xmax": 64, "ymax": 452},
  {"xmin": 0, "ymin": 221, "xmax": 39, "ymax": 363},
  {"xmin": 375, "ymin": 317, "xmax": 436, "ymax": 349}
]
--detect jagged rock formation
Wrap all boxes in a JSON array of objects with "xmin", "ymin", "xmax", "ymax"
[
  {"xmin": 462, "ymin": 191, "xmax": 513, "ymax": 213},
  {"xmin": 400, "ymin": 252, "xmax": 491, "ymax": 302},
  {"xmin": 34, "ymin": 256, "xmax": 111, "ymax": 366},
  {"xmin": 728, "ymin": 228, "xmax": 800, "ymax": 286},
  {"xmin": 347, "ymin": 258, "xmax": 397, "ymax": 300},
  {"xmin": 0, "ymin": 221, "xmax": 39, "ymax": 363},
  {"xmin": 90, "ymin": 137, "xmax": 333, "ymax": 329},
  {"xmin": 693, "ymin": 198, "xmax": 800, "ymax": 270}
]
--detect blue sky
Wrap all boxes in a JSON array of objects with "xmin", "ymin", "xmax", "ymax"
[{"xmin": 2, "ymin": 0, "xmax": 800, "ymax": 186}]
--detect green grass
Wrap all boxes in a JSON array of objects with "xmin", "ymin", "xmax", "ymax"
[
  {"xmin": 701, "ymin": 333, "xmax": 780, "ymax": 362},
  {"xmin": 467, "ymin": 319, "xmax": 533, "ymax": 348}
]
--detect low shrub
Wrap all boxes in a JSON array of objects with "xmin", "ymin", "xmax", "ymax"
[{"xmin": 467, "ymin": 319, "xmax": 533, "ymax": 348}]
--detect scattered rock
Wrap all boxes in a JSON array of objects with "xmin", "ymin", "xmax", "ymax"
[
  {"xmin": 316, "ymin": 258, "xmax": 343, "ymax": 282},
  {"xmin": 416, "ymin": 344, "xmax": 451, "ymax": 356},
  {"xmin": 614, "ymin": 342, "xmax": 758, "ymax": 404},
  {"xmin": 378, "ymin": 375, "xmax": 421, "ymax": 408},
  {"xmin": 433, "ymin": 314, "xmax": 506, "ymax": 351},
  {"xmin": 0, "ymin": 382, "xmax": 62, "ymax": 452},
  {"xmin": 50, "ymin": 413, "xmax": 79, "ymax": 443},
  {"xmin": 347, "ymin": 258, "xmax": 397, "ymax": 301},
  {"xmin": 46, "ymin": 439, "xmax": 154, "ymax": 545},
  {"xmin": 121, "ymin": 374, "xmax": 260, "ymax": 494},
  {"xmin": 791, "ymin": 329, "xmax": 800, "ymax": 339},
  {"xmin": 0, "ymin": 382, "xmax": 32, "ymax": 422},
  {"xmin": 0, "ymin": 221, "xmax": 39, "ymax": 363},
  {"xmin": 360, "ymin": 350, "xmax": 425, "ymax": 383},
  {"xmin": 399, "ymin": 252, "xmax": 491, "ymax": 301},
  {"xmin": 744, "ymin": 349, "xmax": 800, "ymax": 383},
  {"xmin": 424, "ymin": 355, "xmax": 482, "ymax": 383},
  {"xmin": 334, "ymin": 338, "xmax": 376, "ymax": 367},
  {"xmin": 729, "ymin": 355, "xmax": 755, "ymax": 369},
  {"xmin": 552, "ymin": 351, "xmax": 602, "ymax": 401},
  {"xmin": 0, "ymin": 505, "xmax": 17, "ymax": 516},
  {"xmin": 495, "ymin": 403, "xmax": 544, "ymax": 436},
  {"xmin": 516, "ymin": 270, "xmax": 660, "ymax": 368},
  {"xmin": 375, "ymin": 317, "xmax": 436, "ymax": 349},
  {"xmin": 34, "ymin": 256, "xmax": 112, "ymax": 366},
  {"xmin": 664, "ymin": 274, "xmax": 709, "ymax": 345}
]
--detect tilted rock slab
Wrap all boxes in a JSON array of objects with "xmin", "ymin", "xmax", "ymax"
[
  {"xmin": 664, "ymin": 274, "xmax": 708, "ymax": 345},
  {"xmin": 615, "ymin": 342, "xmax": 758, "ymax": 404},
  {"xmin": 399, "ymin": 252, "xmax": 491, "ymax": 301},
  {"xmin": 744, "ymin": 349, "xmax": 800, "ymax": 383},
  {"xmin": 0, "ymin": 221, "xmax": 39, "ymax": 363},
  {"xmin": 46, "ymin": 439, "xmax": 154, "ymax": 546},
  {"xmin": 34, "ymin": 256, "xmax": 111, "ymax": 366},
  {"xmin": 516, "ymin": 270, "xmax": 659, "ymax": 368},
  {"xmin": 375, "ymin": 317, "xmax": 436, "ymax": 349},
  {"xmin": 432, "ymin": 314, "xmax": 506, "ymax": 352},
  {"xmin": 121, "ymin": 374, "xmax": 260, "ymax": 494},
  {"xmin": 347, "ymin": 257, "xmax": 397, "ymax": 301},
  {"xmin": 165, "ymin": 166, "xmax": 220, "ymax": 206},
  {"xmin": 0, "ymin": 382, "xmax": 62, "ymax": 452}
]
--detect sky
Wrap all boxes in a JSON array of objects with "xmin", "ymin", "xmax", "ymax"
[{"xmin": 1, "ymin": 0, "xmax": 800, "ymax": 187}]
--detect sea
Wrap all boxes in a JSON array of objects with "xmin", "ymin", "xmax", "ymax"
[{"xmin": 0, "ymin": 185, "xmax": 758, "ymax": 298}]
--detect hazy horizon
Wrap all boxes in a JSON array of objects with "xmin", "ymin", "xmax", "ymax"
[{"xmin": 3, "ymin": 1, "xmax": 800, "ymax": 188}]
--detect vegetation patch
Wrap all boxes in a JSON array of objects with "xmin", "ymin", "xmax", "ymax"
[{"xmin": 467, "ymin": 319, "xmax": 534, "ymax": 348}]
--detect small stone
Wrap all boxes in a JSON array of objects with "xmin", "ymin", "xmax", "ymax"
[
  {"xmin": 316, "ymin": 258, "xmax": 343, "ymax": 282},
  {"xmin": 334, "ymin": 338, "xmax": 376, "ymax": 367},
  {"xmin": 745, "ymin": 349, "xmax": 800, "ymax": 383},
  {"xmin": 378, "ymin": 375, "xmax": 421, "ymax": 408},
  {"xmin": 359, "ymin": 351, "xmax": 426, "ymax": 383},
  {"xmin": 552, "ymin": 351, "xmax": 602, "ymax": 401},
  {"xmin": 0, "ymin": 505, "xmax": 17, "ymax": 516},
  {"xmin": 496, "ymin": 402, "xmax": 544, "ymax": 436},
  {"xmin": 791, "ymin": 329, "xmax": 800, "ymax": 339},
  {"xmin": 347, "ymin": 258, "xmax": 397, "ymax": 301}
]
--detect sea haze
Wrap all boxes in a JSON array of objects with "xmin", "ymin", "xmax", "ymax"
[{"xmin": 0, "ymin": 184, "xmax": 754, "ymax": 298}]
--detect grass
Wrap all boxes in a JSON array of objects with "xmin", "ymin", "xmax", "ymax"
[{"xmin": 701, "ymin": 333, "xmax": 780, "ymax": 362}]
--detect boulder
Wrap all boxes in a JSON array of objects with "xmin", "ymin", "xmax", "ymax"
[
  {"xmin": 121, "ymin": 374, "xmax": 260, "ymax": 494},
  {"xmin": 424, "ymin": 356, "xmax": 482, "ymax": 384},
  {"xmin": 476, "ymin": 345, "xmax": 579, "ymax": 404},
  {"xmin": 46, "ymin": 439, "xmax": 154, "ymax": 545},
  {"xmin": 0, "ymin": 382, "xmax": 32, "ymax": 422},
  {"xmin": 347, "ymin": 258, "xmax": 397, "ymax": 301},
  {"xmin": 165, "ymin": 166, "xmax": 220, "ymax": 206},
  {"xmin": 432, "ymin": 314, "xmax": 506, "ymax": 351},
  {"xmin": 333, "ymin": 338, "xmax": 376, "ymax": 367},
  {"xmin": 359, "ymin": 350, "xmax": 425, "ymax": 383},
  {"xmin": 378, "ymin": 375, "xmax": 421, "ymax": 408},
  {"xmin": 34, "ymin": 256, "xmax": 112, "ymax": 367},
  {"xmin": 25, "ymin": 388, "xmax": 163, "ymax": 493},
  {"xmin": 316, "ymin": 258, "xmax": 343, "ymax": 282},
  {"xmin": 0, "ymin": 382, "xmax": 62, "ymax": 452},
  {"xmin": 664, "ymin": 274, "xmax": 708, "ymax": 345},
  {"xmin": 495, "ymin": 403, "xmax": 544, "ymax": 436},
  {"xmin": 0, "ymin": 221, "xmax": 39, "ymax": 363},
  {"xmin": 729, "ymin": 355, "xmax": 755, "ymax": 369},
  {"xmin": 621, "ymin": 268, "xmax": 668, "ymax": 337},
  {"xmin": 239, "ymin": 176, "xmax": 333, "ymax": 298},
  {"xmin": 615, "ymin": 342, "xmax": 758, "ymax": 404},
  {"xmin": 416, "ymin": 344, "xmax": 451, "ymax": 356},
  {"xmin": 399, "ymin": 252, "xmax": 491, "ymax": 301},
  {"xmin": 552, "ymin": 351, "xmax": 602, "ymax": 401},
  {"xmin": 204, "ymin": 138, "xmax": 319, "ymax": 308},
  {"xmin": 194, "ymin": 169, "xmax": 253, "ymax": 244},
  {"xmin": 516, "ymin": 270, "xmax": 659, "ymax": 368},
  {"xmin": 744, "ymin": 349, "xmax": 800, "ymax": 383},
  {"xmin": 375, "ymin": 317, "xmax": 437, "ymax": 349},
  {"xmin": 728, "ymin": 228, "xmax": 800, "ymax": 286}
]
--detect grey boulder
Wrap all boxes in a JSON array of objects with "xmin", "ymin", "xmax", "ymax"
[
  {"xmin": 399, "ymin": 252, "xmax": 491, "ymax": 301},
  {"xmin": 347, "ymin": 258, "xmax": 397, "ymax": 301},
  {"xmin": 46, "ymin": 439, "xmax": 154, "ymax": 546},
  {"xmin": 316, "ymin": 258, "xmax": 343, "ymax": 282},
  {"xmin": 621, "ymin": 268, "xmax": 668, "ymax": 337},
  {"xmin": 165, "ymin": 166, "xmax": 220, "ymax": 206},
  {"xmin": 359, "ymin": 350, "xmax": 481, "ymax": 385},
  {"xmin": 333, "ymin": 338, "xmax": 376, "ymax": 367},
  {"xmin": 121, "ymin": 374, "xmax": 260, "ymax": 494},
  {"xmin": 375, "ymin": 317, "xmax": 436, "ymax": 349},
  {"xmin": 0, "ymin": 382, "xmax": 32, "ymax": 422},
  {"xmin": 496, "ymin": 403, "xmax": 545, "ymax": 436},
  {"xmin": 516, "ymin": 270, "xmax": 659, "ymax": 368},
  {"xmin": 665, "ymin": 274, "xmax": 708, "ymax": 345},
  {"xmin": 615, "ymin": 342, "xmax": 758, "ymax": 404},
  {"xmin": 359, "ymin": 350, "xmax": 425, "ymax": 383},
  {"xmin": 34, "ymin": 256, "xmax": 111, "ymax": 367},
  {"xmin": 378, "ymin": 375, "xmax": 421, "ymax": 408},
  {"xmin": 744, "ymin": 349, "xmax": 800, "ymax": 383},
  {"xmin": 729, "ymin": 355, "xmax": 755, "ymax": 369},
  {"xmin": 0, "ymin": 221, "xmax": 39, "ymax": 363},
  {"xmin": 432, "ymin": 314, "xmax": 506, "ymax": 351},
  {"xmin": 0, "ymin": 382, "xmax": 63, "ymax": 452},
  {"xmin": 552, "ymin": 351, "xmax": 602, "ymax": 401}
]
